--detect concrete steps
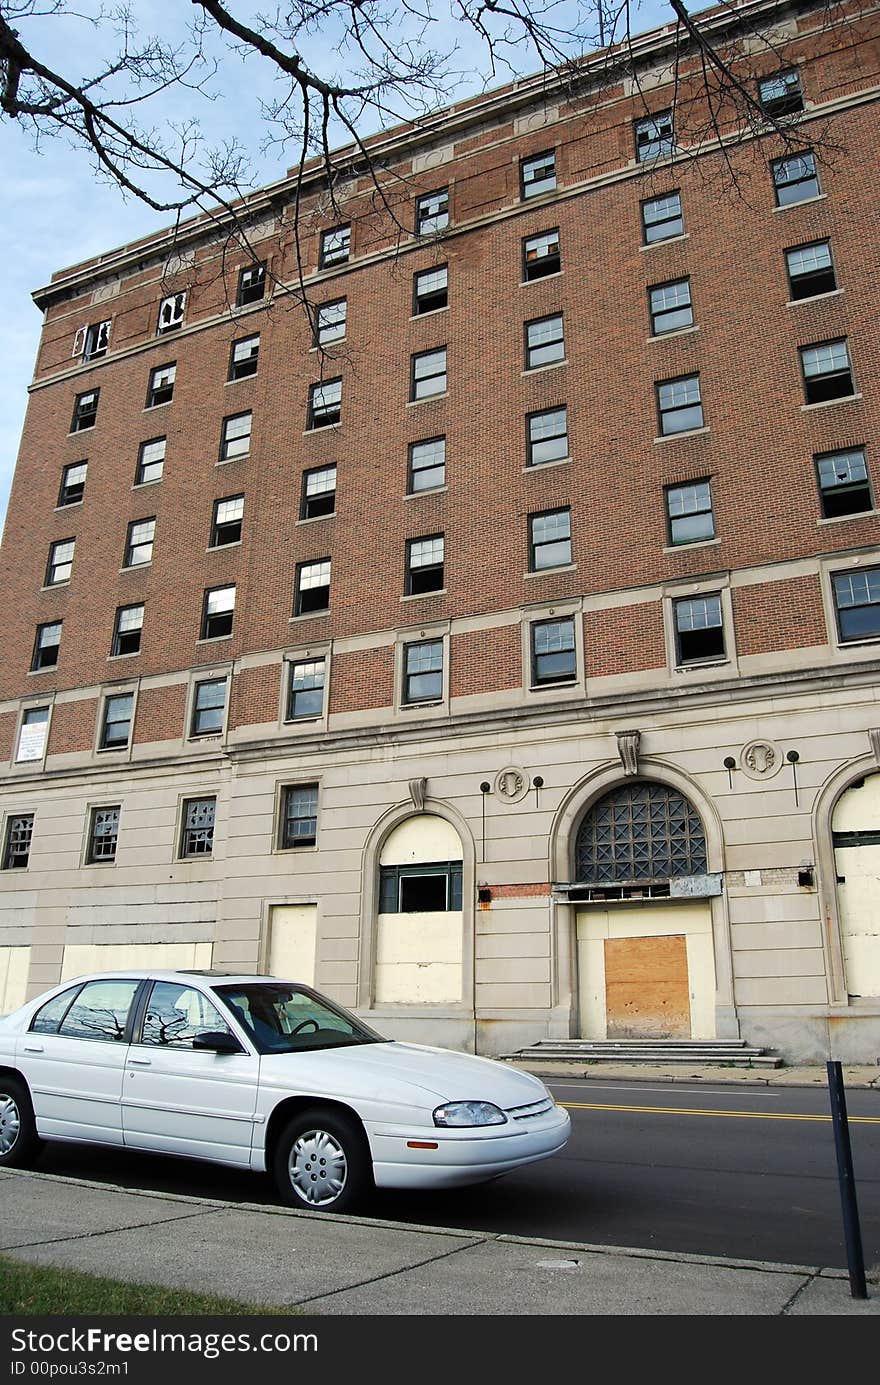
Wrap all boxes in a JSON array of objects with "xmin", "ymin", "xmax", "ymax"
[{"xmin": 502, "ymin": 1038, "xmax": 784, "ymax": 1068}]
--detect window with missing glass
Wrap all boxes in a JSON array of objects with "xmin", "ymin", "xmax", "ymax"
[
  {"xmin": 112, "ymin": 605, "xmax": 143, "ymax": 657},
  {"xmin": 525, "ymin": 314, "xmax": 565, "ymax": 369},
  {"xmin": 71, "ymin": 389, "xmax": 99, "ymax": 432},
  {"xmin": 379, "ymin": 860, "xmax": 462, "ymax": 912},
  {"xmin": 210, "ymin": 495, "xmax": 244, "ymax": 546},
  {"xmin": 403, "ymin": 639, "xmax": 443, "ymax": 704},
  {"xmin": 800, "ymin": 339, "xmax": 854, "ymax": 404},
  {"xmin": 307, "ymin": 378, "xmax": 342, "ymax": 428},
  {"xmin": 319, "ymin": 225, "xmax": 350, "ymax": 267},
  {"xmin": 315, "ymin": 299, "xmax": 347, "ymax": 346},
  {"xmin": 99, "ymin": 693, "xmax": 134, "ymax": 749},
  {"xmin": 201, "ymin": 585, "xmax": 235, "ymax": 639},
  {"xmin": 237, "ymin": 262, "xmax": 266, "ymax": 306},
  {"xmin": 657, "ymin": 374, "xmax": 704, "ymax": 435},
  {"xmin": 301, "ymin": 465, "xmax": 336, "ymax": 519},
  {"xmin": 191, "ymin": 679, "xmax": 227, "ymax": 736},
  {"xmin": 146, "ymin": 363, "xmax": 175, "ymax": 408},
  {"xmin": 294, "ymin": 559, "xmax": 331, "ymax": 615},
  {"xmin": 124, "ymin": 518, "xmax": 155, "ymax": 567},
  {"xmin": 32, "ymin": 622, "xmax": 62, "ymax": 671},
  {"xmin": 529, "ymin": 507, "xmax": 572, "ymax": 570},
  {"xmin": 220, "ymin": 411, "xmax": 252, "ymax": 460},
  {"xmin": 641, "ymin": 192, "xmax": 683, "ymax": 244},
  {"xmin": 87, "ymin": 806, "xmax": 120, "ymax": 863},
  {"xmin": 411, "ymin": 348, "xmax": 447, "ymax": 400},
  {"xmin": 280, "ymin": 783, "xmax": 319, "ymax": 849},
  {"xmin": 758, "ymin": 68, "xmax": 803, "ymax": 117},
  {"xmin": 413, "ymin": 266, "xmax": 448, "ymax": 314},
  {"xmin": 406, "ymin": 534, "xmax": 444, "ymax": 594},
  {"xmin": 3, "ymin": 814, "xmax": 34, "ymax": 870},
  {"xmin": 58, "ymin": 461, "xmax": 87, "ymax": 506},
  {"xmin": 785, "ymin": 241, "xmax": 836, "ymax": 300},
  {"xmin": 520, "ymin": 151, "xmax": 556, "ymax": 199},
  {"xmin": 527, "ymin": 407, "xmax": 568, "ymax": 466},
  {"xmin": 287, "ymin": 657, "xmax": 326, "ymax": 720},
  {"xmin": 46, "ymin": 538, "xmax": 74, "ymax": 586},
  {"xmin": 409, "ymin": 437, "xmax": 445, "ymax": 492},
  {"xmin": 649, "ymin": 279, "xmax": 693, "ymax": 335},
  {"xmin": 666, "ymin": 479, "xmax": 715, "ymax": 545},
  {"xmin": 522, "ymin": 229, "xmax": 561, "ymax": 281},
  {"xmin": 815, "ymin": 449, "xmax": 872, "ymax": 518},
  {"xmin": 415, "ymin": 189, "xmax": 449, "ymax": 235},
  {"xmin": 228, "ymin": 334, "xmax": 260, "ymax": 380},
  {"xmin": 673, "ymin": 594, "xmax": 726, "ymax": 664},
  {"xmin": 635, "ymin": 111, "xmax": 674, "ymax": 161},
  {"xmin": 157, "ymin": 292, "xmax": 185, "ymax": 334},
  {"xmin": 772, "ymin": 152, "xmax": 819, "ymax": 206},
  {"xmin": 180, "ymin": 798, "xmax": 215, "ymax": 857},
  {"xmin": 530, "ymin": 616, "xmax": 576, "ymax": 686}
]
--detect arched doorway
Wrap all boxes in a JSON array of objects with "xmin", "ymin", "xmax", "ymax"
[
  {"xmin": 831, "ymin": 772, "xmax": 880, "ymax": 1001},
  {"xmin": 573, "ymin": 781, "xmax": 717, "ymax": 1039}
]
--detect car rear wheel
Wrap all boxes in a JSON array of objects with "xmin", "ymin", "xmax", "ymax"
[
  {"xmin": 273, "ymin": 1107, "xmax": 371, "ymax": 1214},
  {"xmin": 0, "ymin": 1077, "xmax": 42, "ymax": 1168}
]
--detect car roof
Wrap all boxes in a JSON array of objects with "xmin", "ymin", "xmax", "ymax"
[{"xmin": 57, "ymin": 970, "xmax": 293, "ymax": 988}]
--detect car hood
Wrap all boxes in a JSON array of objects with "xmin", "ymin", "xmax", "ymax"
[{"xmin": 259, "ymin": 1040, "xmax": 549, "ymax": 1107}]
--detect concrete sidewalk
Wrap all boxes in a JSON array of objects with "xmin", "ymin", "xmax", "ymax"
[
  {"xmin": 1, "ymin": 1168, "xmax": 877, "ymax": 1316},
  {"xmin": 509, "ymin": 1062, "xmax": 880, "ymax": 1087}
]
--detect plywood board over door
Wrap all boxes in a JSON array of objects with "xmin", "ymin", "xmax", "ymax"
[{"xmin": 604, "ymin": 933, "xmax": 690, "ymax": 1038}]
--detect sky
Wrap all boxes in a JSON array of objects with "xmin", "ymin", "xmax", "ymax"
[{"xmin": 0, "ymin": 1, "xmax": 670, "ymax": 538}]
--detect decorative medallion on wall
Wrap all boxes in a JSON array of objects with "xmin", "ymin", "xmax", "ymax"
[
  {"xmin": 740, "ymin": 740, "xmax": 783, "ymax": 780},
  {"xmin": 494, "ymin": 767, "xmax": 530, "ymax": 804}
]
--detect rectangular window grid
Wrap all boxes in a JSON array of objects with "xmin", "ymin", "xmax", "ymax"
[
  {"xmin": 666, "ymin": 480, "xmax": 715, "ymax": 545},
  {"xmin": 308, "ymin": 379, "xmax": 342, "ymax": 428},
  {"xmin": 315, "ymin": 299, "xmax": 347, "ymax": 346},
  {"xmin": 59, "ymin": 461, "xmax": 87, "ymax": 506},
  {"xmin": 287, "ymin": 658, "xmax": 326, "ymax": 720},
  {"xmin": 674, "ymin": 594, "xmax": 725, "ymax": 664},
  {"xmin": 525, "ymin": 314, "xmax": 565, "ymax": 369},
  {"xmin": 816, "ymin": 449, "xmax": 872, "ymax": 519},
  {"xmin": 146, "ymin": 364, "xmax": 175, "ymax": 408},
  {"xmin": 46, "ymin": 539, "xmax": 74, "ymax": 586},
  {"xmin": 320, "ymin": 225, "xmax": 350, "ymax": 268},
  {"xmin": 71, "ymin": 390, "xmax": 99, "ymax": 432},
  {"xmin": 413, "ymin": 267, "xmax": 448, "ymax": 314},
  {"xmin": 136, "ymin": 438, "xmax": 165, "ymax": 485},
  {"xmin": 180, "ymin": 798, "xmax": 215, "ymax": 857},
  {"xmin": 124, "ymin": 518, "xmax": 155, "ymax": 567},
  {"xmin": 281, "ymin": 783, "xmax": 318, "ymax": 849},
  {"xmin": 211, "ymin": 495, "xmax": 244, "ymax": 546},
  {"xmin": 642, "ymin": 192, "xmax": 683, "ymax": 243},
  {"xmin": 201, "ymin": 586, "xmax": 235, "ymax": 639},
  {"xmin": 191, "ymin": 679, "xmax": 227, "ymax": 736},
  {"xmin": 529, "ymin": 508, "xmax": 572, "ymax": 571},
  {"xmin": 220, "ymin": 411, "xmax": 252, "ymax": 459},
  {"xmin": 403, "ymin": 639, "xmax": 443, "ymax": 704},
  {"xmin": 772, "ymin": 152, "xmax": 819, "ymax": 206},
  {"xmin": 411, "ymin": 348, "xmax": 447, "ymax": 400},
  {"xmin": 531, "ymin": 617, "xmax": 575, "ymax": 685},
  {"xmin": 301, "ymin": 466, "xmax": 336, "ymax": 519},
  {"xmin": 87, "ymin": 807, "xmax": 120, "ymax": 864},
  {"xmin": 409, "ymin": 437, "xmax": 446, "ymax": 492},
  {"xmin": 416, "ymin": 190, "xmax": 449, "ymax": 235},
  {"xmin": 635, "ymin": 111, "xmax": 674, "ymax": 161},
  {"xmin": 657, "ymin": 375, "xmax": 703, "ymax": 435},
  {"xmin": 833, "ymin": 568, "xmax": 880, "ymax": 642},
  {"xmin": 649, "ymin": 280, "xmax": 693, "ymax": 335},
  {"xmin": 3, "ymin": 814, "xmax": 34, "ymax": 870},
  {"xmin": 786, "ymin": 241, "xmax": 836, "ymax": 300},
  {"xmin": 800, "ymin": 339, "xmax": 854, "ymax": 404},
  {"xmin": 100, "ymin": 693, "xmax": 134, "ymax": 749},
  {"xmin": 295, "ymin": 559, "xmax": 331, "ymax": 615},
  {"xmin": 229, "ymin": 334, "xmax": 260, "ymax": 380},
  {"xmin": 237, "ymin": 263, "xmax": 266, "ymax": 305},
  {"xmin": 520, "ymin": 151, "xmax": 556, "ymax": 199},
  {"xmin": 527, "ymin": 407, "xmax": 569, "ymax": 466},
  {"xmin": 16, "ymin": 707, "xmax": 49, "ymax": 763},
  {"xmin": 32, "ymin": 622, "xmax": 62, "ymax": 671},
  {"xmin": 112, "ymin": 605, "xmax": 143, "ymax": 657},
  {"xmin": 523, "ymin": 229, "xmax": 561, "ymax": 281},
  {"xmin": 406, "ymin": 535, "xmax": 444, "ymax": 594},
  {"xmin": 759, "ymin": 68, "xmax": 803, "ymax": 117}
]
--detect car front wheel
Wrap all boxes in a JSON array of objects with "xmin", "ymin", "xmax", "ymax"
[
  {"xmin": 0, "ymin": 1077, "xmax": 42, "ymax": 1168},
  {"xmin": 273, "ymin": 1107, "xmax": 371, "ymax": 1214}
]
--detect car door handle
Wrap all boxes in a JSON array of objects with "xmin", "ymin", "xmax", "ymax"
[
  {"xmin": 128, "ymin": 1057, "xmax": 152, "ymax": 1066},
  {"xmin": 22, "ymin": 1043, "xmax": 44, "ymax": 1053}
]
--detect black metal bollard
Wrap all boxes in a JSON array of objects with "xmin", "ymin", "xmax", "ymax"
[{"xmin": 826, "ymin": 1060, "xmax": 867, "ymax": 1299}]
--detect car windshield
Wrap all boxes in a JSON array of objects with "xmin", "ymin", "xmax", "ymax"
[{"xmin": 213, "ymin": 983, "xmax": 385, "ymax": 1054}]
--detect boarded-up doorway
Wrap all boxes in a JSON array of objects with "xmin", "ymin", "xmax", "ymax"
[{"xmin": 604, "ymin": 934, "xmax": 690, "ymax": 1038}]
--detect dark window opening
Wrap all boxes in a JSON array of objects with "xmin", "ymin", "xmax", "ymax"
[
  {"xmin": 87, "ymin": 807, "xmax": 120, "ymax": 863},
  {"xmin": 674, "ymin": 594, "xmax": 725, "ymax": 664},
  {"xmin": 301, "ymin": 466, "xmax": 336, "ymax": 519},
  {"xmin": 295, "ymin": 560, "xmax": 331, "ymax": 616},
  {"xmin": 800, "ymin": 339, "xmax": 854, "ymax": 404},
  {"xmin": 413, "ymin": 267, "xmax": 448, "ymax": 314},
  {"xmin": 816, "ymin": 449, "xmax": 872, "ymax": 519},
  {"xmin": 180, "ymin": 798, "xmax": 215, "ymax": 857},
  {"xmin": 2, "ymin": 814, "xmax": 34, "ymax": 870},
  {"xmin": 58, "ymin": 461, "xmax": 87, "ymax": 506},
  {"xmin": 406, "ymin": 535, "xmax": 444, "ymax": 594},
  {"xmin": 523, "ymin": 229, "xmax": 560, "ymax": 280},
  {"xmin": 237, "ymin": 263, "xmax": 266, "ymax": 306},
  {"xmin": 71, "ymin": 390, "xmax": 99, "ymax": 433},
  {"xmin": 379, "ymin": 860, "xmax": 463, "ymax": 912}
]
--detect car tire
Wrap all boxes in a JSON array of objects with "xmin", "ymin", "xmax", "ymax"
[
  {"xmin": 0, "ymin": 1076, "xmax": 42, "ymax": 1168},
  {"xmin": 273, "ymin": 1107, "xmax": 371, "ymax": 1214}
]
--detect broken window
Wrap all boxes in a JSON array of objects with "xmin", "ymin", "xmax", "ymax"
[
  {"xmin": 2, "ymin": 814, "xmax": 34, "ymax": 870},
  {"xmin": 157, "ymin": 292, "xmax": 186, "ymax": 334},
  {"xmin": 379, "ymin": 861, "xmax": 462, "ymax": 912},
  {"xmin": 180, "ymin": 798, "xmax": 216, "ymax": 857},
  {"xmin": 74, "ymin": 320, "xmax": 110, "ymax": 361},
  {"xmin": 86, "ymin": 807, "xmax": 120, "ymax": 863},
  {"xmin": 415, "ymin": 189, "xmax": 449, "ymax": 235},
  {"xmin": 237, "ymin": 263, "xmax": 266, "ymax": 306},
  {"xmin": 522, "ymin": 229, "xmax": 561, "ymax": 281},
  {"xmin": 815, "ymin": 449, "xmax": 873, "ymax": 519},
  {"xmin": 635, "ymin": 111, "xmax": 674, "ymax": 161}
]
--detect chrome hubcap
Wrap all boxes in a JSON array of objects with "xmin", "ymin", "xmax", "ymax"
[
  {"xmin": 289, "ymin": 1128, "xmax": 347, "ymax": 1206},
  {"xmin": 0, "ymin": 1094, "xmax": 21, "ymax": 1156}
]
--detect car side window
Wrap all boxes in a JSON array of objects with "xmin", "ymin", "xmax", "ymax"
[
  {"xmin": 29, "ymin": 985, "xmax": 83, "ymax": 1034},
  {"xmin": 140, "ymin": 982, "xmax": 230, "ymax": 1048},
  {"xmin": 56, "ymin": 979, "xmax": 140, "ymax": 1042}
]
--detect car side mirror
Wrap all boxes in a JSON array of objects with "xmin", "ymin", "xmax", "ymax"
[{"xmin": 192, "ymin": 1030, "xmax": 244, "ymax": 1054}]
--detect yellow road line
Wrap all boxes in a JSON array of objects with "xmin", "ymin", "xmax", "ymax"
[{"xmin": 560, "ymin": 1101, "xmax": 880, "ymax": 1124}]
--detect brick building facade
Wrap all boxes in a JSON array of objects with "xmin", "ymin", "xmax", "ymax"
[{"xmin": 0, "ymin": 0, "xmax": 878, "ymax": 1061}]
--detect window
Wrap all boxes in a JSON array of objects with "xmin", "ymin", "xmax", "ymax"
[
  {"xmin": 411, "ymin": 348, "xmax": 447, "ymax": 400},
  {"xmin": 201, "ymin": 585, "xmax": 235, "ymax": 640},
  {"xmin": 146, "ymin": 363, "xmax": 175, "ymax": 408},
  {"xmin": 294, "ymin": 559, "xmax": 331, "ymax": 615},
  {"xmin": 46, "ymin": 538, "xmax": 74, "ymax": 586},
  {"xmin": 32, "ymin": 622, "xmax": 62, "ymax": 671},
  {"xmin": 531, "ymin": 616, "xmax": 576, "ymax": 685},
  {"xmin": 522, "ymin": 229, "xmax": 561, "ymax": 281},
  {"xmin": 228, "ymin": 334, "xmax": 260, "ymax": 380},
  {"xmin": 529, "ymin": 507, "xmax": 572, "ymax": 571},
  {"xmin": 142, "ymin": 981, "xmax": 230, "ymax": 1047},
  {"xmin": 87, "ymin": 807, "xmax": 120, "ymax": 863},
  {"xmin": 649, "ymin": 279, "xmax": 693, "ymax": 335},
  {"xmin": 71, "ymin": 389, "xmax": 99, "ymax": 432},
  {"xmin": 772, "ymin": 152, "xmax": 819, "ymax": 206},
  {"xmin": 319, "ymin": 225, "xmax": 351, "ymax": 268},
  {"xmin": 307, "ymin": 378, "xmax": 342, "ymax": 429},
  {"xmin": 527, "ymin": 407, "xmax": 569, "ymax": 466},
  {"xmin": 191, "ymin": 678, "xmax": 227, "ymax": 736},
  {"xmin": 210, "ymin": 494, "xmax": 244, "ymax": 546},
  {"xmin": 525, "ymin": 314, "xmax": 565, "ymax": 370},
  {"xmin": 112, "ymin": 604, "xmax": 143, "ymax": 656},
  {"xmin": 16, "ymin": 706, "xmax": 49, "ymax": 763},
  {"xmin": 641, "ymin": 192, "xmax": 684, "ymax": 244},
  {"xmin": 300, "ymin": 465, "xmax": 336, "ymax": 519},
  {"xmin": 180, "ymin": 798, "xmax": 215, "ymax": 857},
  {"xmin": 136, "ymin": 437, "xmax": 165, "ymax": 485},
  {"xmin": 666, "ymin": 479, "xmax": 715, "ymax": 544},
  {"xmin": 99, "ymin": 693, "xmax": 134, "ymax": 749},
  {"xmin": 58, "ymin": 461, "xmax": 87, "ymax": 506},
  {"xmin": 124, "ymin": 518, "xmax": 155, "ymax": 567},
  {"xmin": 759, "ymin": 68, "xmax": 804, "ymax": 117},
  {"xmin": 635, "ymin": 111, "xmax": 674, "ymax": 161},
  {"xmin": 406, "ymin": 534, "xmax": 444, "ymax": 595},
  {"xmin": 75, "ymin": 320, "xmax": 110, "ymax": 362},
  {"xmin": 800, "ymin": 339, "xmax": 854, "ymax": 404},
  {"xmin": 786, "ymin": 241, "xmax": 836, "ymax": 300},
  {"xmin": 520, "ymin": 151, "xmax": 556, "ymax": 199},
  {"xmin": 220, "ymin": 411, "xmax": 252, "ymax": 460},
  {"xmin": 673, "ymin": 594, "xmax": 726, "ymax": 664},
  {"xmin": 403, "ymin": 639, "xmax": 443, "ymax": 704},
  {"xmin": 657, "ymin": 374, "xmax": 704, "ymax": 435},
  {"xmin": 280, "ymin": 783, "xmax": 319, "ymax": 849},
  {"xmin": 237, "ymin": 262, "xmax": 266, "ymax": 306},
  {"xmin": 816, "ymin": 449, "xmax": 872, "ymax": 519},
  {"xmin": 413, "ymin": 266, "xmax": 448, "ymax": 314},
  {"xmin": 416, "ymin": 189, "xmax": 449, "ymax": 235},
  {"xmin": 379, "ymin": 860, "xmax": 462, "ymax": 913},
  {"xmin": 57, "ymin": 978, "xmax": 139, "ymax": 1040},
  {"xmin": 832, "ymin": 568, "xmax": 880, "ymax": 642},
  {"xmin": 315, "ymin": 299, "xmax": 347, "ymax": 346},
  {"xmin": 409, "ymin": 436, "xmax": 445, "ymax": 492},
  {"xmin": 3, "ymin": 815, "xmax": 34, "ymax": 870},
  {"xmin": 157, "ymin": 292, "xmax": 185, "ymax": 334},
  {"xmin": 287, "ymin": 657, "xmax": 326, "ymax": 720}
]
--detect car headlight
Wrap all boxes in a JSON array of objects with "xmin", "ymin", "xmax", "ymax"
[{"xmin": 433, "ymin": 1101, "xmax": 508, "ymax": 1128}]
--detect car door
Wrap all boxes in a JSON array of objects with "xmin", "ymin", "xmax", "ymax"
[
  {"xmin": 122, "ymin": 979, "xmax": 259, "ymax": 1166},
  {"xmin": 15, "ymin": 977, "xmax": 142, "ymax": 1145}
]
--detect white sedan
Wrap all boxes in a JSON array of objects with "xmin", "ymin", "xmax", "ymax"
[{"xmin": 0, "ymin": 970, "xmax": 570, "ymax": 1213}]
